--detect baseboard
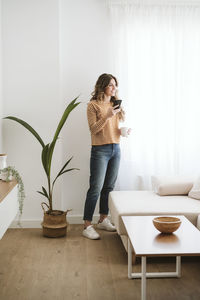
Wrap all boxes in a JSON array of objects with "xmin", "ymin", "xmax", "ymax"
[{"xmin": 9, "ymin": 215, "xmax": 100, "ymax": 228}]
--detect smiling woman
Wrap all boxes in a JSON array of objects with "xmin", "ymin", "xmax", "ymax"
[{"xmin": 82, "ymin": 73, "xmax": 131, "ymax": 240}]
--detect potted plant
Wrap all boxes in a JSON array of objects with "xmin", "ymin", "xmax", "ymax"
[
  {"xmin": 0, "ymin": 165, "xmax": 25, "ymax": 225},
  {"xmin": 4, "ymin": 97, "xmax": 80, "ymax": 237}
]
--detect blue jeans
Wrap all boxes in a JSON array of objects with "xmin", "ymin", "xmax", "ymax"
[{"xmin": 83, "ymin": 144, "xmax": 121, "ymax": 221}]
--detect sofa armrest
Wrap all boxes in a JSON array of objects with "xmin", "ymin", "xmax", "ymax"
[{"xmin": 197, "ymin": 215, "xmax": 200, "ymax": 230}]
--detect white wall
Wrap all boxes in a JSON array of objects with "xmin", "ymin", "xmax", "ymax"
[
  {"xmin": 1, "ymin": 0, "xmax": 113, "ymax": 225},
  {"xmin": 60, "ymin": 0, "xmax": 113, "ymax": 222},
  {"xmin": 2, "ymin": 0, "xmax": 61, "ymax": 224}
]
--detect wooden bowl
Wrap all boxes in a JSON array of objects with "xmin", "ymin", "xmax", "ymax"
[{"xmin": 153, "ymin": 216, "xmax": 181, "ymax": 234}]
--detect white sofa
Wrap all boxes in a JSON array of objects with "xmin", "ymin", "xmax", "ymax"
[{"xmin": 109, "ymin": 185, "xmax": 200, "ymax": 251}]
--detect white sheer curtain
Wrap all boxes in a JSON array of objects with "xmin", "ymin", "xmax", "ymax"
[{"xmin": 108, "ymin": 0, "xmax": 200, "ymax": 190}]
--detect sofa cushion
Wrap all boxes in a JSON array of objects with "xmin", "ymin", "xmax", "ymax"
[
  {"xmin": 151, "ymin": 176, "xmax": 193, "ymax": 196},
  {"xmin": 188, "ymin": 176, "xmax": 200, "ymax": 200},
  {"xmin": 109, "ymin": 191, "xmax": 200, "ymax": 235}
]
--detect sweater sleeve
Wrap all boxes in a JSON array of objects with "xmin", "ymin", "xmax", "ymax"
[{"xmin": 87, "ymin": 102, "xmax": 108, "ymax": 135}]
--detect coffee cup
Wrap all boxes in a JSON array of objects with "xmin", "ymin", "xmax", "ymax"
[{"xmin": 120, "ymin": 127, "xmax": 129, "ymax": 137}]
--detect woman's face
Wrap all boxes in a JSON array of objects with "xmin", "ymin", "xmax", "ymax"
[{"xmin": 104, "ymin": 78, "xmax": 117, "ymax": 97}]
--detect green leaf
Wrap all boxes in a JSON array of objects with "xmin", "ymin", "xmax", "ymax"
[
  {"xmin": 42, "ymin": 186, "xmax": 49, "ymax": 198},
  {"xmin": 52, "ymin": 97, "xmax": 80, "ymax": 145},
  {"xmin": 60, "ymin": 168, "xmax": 80, "ymax": 175},
  {"xmin": 37, "ymin": 191, "xmax": 49, "ymax": 199},
  {"xmin": 46, "ymin": 139, "xmax": 57, "ymax": 175},
  {"xmin": 4, "ymin": 116, "xmax": 45, "ymax": 148},
  {"xmin": 52, "ymin": 168, "xmax": 79, "ymax": 187},
  {"xmin": 41, "ymin": 144, "xmax": 50, "ymax": 176},
  {"xmin": 45, "ymin": 97, "xmax": 80, "ymax": 180},
  {"xmin": 57, "ymin": 157, "xmax": 73, "ymax": 178},
  {"xmin": 52, "ymin": 156, "xmax": 74, "ymax": 187}
]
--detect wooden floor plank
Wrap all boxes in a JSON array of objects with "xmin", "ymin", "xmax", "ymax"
[
  {"xmin": 0, "ymin": 226, "xmax": 200, "ymax": 300},
  {"xmin": 85, "ymin": 227, "xmax": 116, "ymax": 300}
]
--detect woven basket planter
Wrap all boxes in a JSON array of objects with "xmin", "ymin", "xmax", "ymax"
[{"xmin": 41, "ymin": 202, "xmax": 70, "ymax": 238}]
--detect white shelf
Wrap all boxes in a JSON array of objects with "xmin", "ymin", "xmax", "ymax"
[{"xmin": 0, "ymin": 180, "xmax": 18, "ymax": 239}]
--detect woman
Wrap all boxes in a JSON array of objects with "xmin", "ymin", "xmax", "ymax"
[{"xmin": 83, "ymin": 73, "xmax": 131, "ymax": 239}]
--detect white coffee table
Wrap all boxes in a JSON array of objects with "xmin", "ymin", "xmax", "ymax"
[{"xmin": 122, "ymin": 215, "xmax": 200, "ymax": 300}]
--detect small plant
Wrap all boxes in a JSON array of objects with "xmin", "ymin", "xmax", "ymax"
[{"xmin": 0, "ymin": 166, "xmax": 25, "ymax": 216}]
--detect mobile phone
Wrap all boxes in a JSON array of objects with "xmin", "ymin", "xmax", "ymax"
[{"xmin": 113, "ymin": 100, "xmax": 122, "ymax": 109}]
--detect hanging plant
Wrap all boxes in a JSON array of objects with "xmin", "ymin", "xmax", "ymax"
[{"xmin": 0, "ymin": 166, "xmax": 25, "ymax": 216}]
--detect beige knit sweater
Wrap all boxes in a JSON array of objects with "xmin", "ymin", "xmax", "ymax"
[{"xmin": 87, "ymin": 100, "xmax": 121, "ymax": 145}]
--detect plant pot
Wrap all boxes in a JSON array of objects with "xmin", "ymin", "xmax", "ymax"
[
  {"xmin": 0, "ymin": 154, "xmax": 7, "ymax": 180},
  {"xmin": 41, "ymin": 202, "xmax": 71, "ymax": 238}
]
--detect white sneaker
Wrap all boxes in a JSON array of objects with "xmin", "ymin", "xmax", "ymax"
[
  {"xmin": 82, "ymin": 225, "xmax": 100, "ymax": 240},
  {"xmin": 97, "ymin": 218, "xmax": 116, "ymax": 232}
]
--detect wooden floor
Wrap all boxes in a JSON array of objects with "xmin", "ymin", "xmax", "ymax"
[{"xmin": 0, "ymin": 225, "xmax": 200, "ymax": 300}]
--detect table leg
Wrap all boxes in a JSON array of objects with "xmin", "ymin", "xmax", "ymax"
[
  {"xmin": 176, "ymin": 256, "xmax": 181, "ymax": 278},
  {"xmin": 141, "ymin": 256, "xmax": 147, "ymax": 300},
  {"xmin": 128, "ymin": 238, "xmax": 132, "ymax": 279}
]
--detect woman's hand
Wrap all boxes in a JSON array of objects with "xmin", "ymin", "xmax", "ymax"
[{"xmin": 105, "ymin": 106, "xmax": 121, "ymax": 119}]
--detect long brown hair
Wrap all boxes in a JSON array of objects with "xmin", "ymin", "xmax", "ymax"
[{"xmin": 90, "ymin": 73, "xmax": 125, "ymax": 121}]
